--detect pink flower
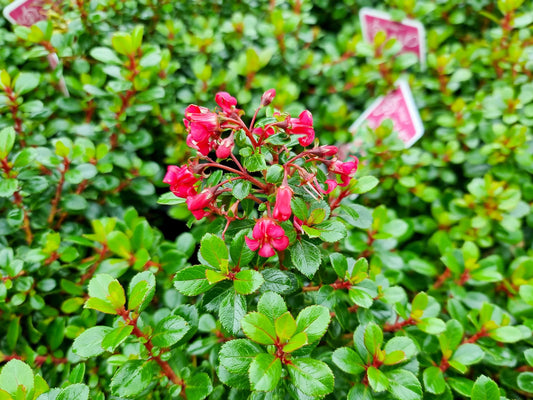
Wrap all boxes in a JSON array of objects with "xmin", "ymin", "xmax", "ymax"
[
  {"xmin": 252, "ymin": 126, "xmax": 275, "ymax": 139},
  {"xmin": 261, "ymin": 89, "xmax": 276, "ymax": 106},
  {"xmin": 287, "ymin": 110, "xmax": 315, "ymax": 147},
  {"xmin": 216, "ymin": 136, "xmax": 234, "ymax": 159},
  {"xmin": 186, "ymin": 189, "xmax": 213, "ymax": 220},
  {"xmin": 245, "ymin": 218, "xmax": 289, "ymax": 257},
  {"xmin": 329, "ymin": 156, "xmax": 359, "ymax": 187},
  {"xmin": 308, "ymin": 145, "xmax": 338, "ymax": 157},
  {"xmin": 163, "ymin": 165, "xmax": 199, "ymax": 198},
  {"xmin": 184, "ymin": 105, "xmax": 220, "ymax": 156},
  {"xmin": 215, "ymin": 92, "xmax": 238, "ymax": 115},
  {"xmin": 273, "ymin": 185, "xmax": 293, "ymax": 222}
]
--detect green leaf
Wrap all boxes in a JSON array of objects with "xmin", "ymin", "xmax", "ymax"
[
  {"xmin": 0, "ymin": 359, "xmax": 34, "ymax": 398},
  {"xmin": 295, "ymin": 305, "xmax": 331, "ymax": 344},
  {"xmin": 128, "ymin": 271, "xmax": 156, "ymax": 312},
  {"xmin": 451, "ymin": 343, "xmax": 484, "ymax": 365},
  {"xmin": 101, "ymin": 325, "xmax": 133, "ymax": 351},
  {"xmin": 107, "ymin": 231, "xmax": 131, "ymax": 259},
  {"xmin": 364, "ymin": 322, "xmax": 383, "ymax": 355},
  {"xmin": 518, "ymin": 372, "xmax": 533, "ymax": 394},
  {"xmin": 234, "ymin": 270, "xmax": 264, "ymax": 295},
  {"xmin": 151, "ymin": 315, "xmax": 189, "ymax": 347},
  {"xmin": 200, "ymin": 234, "xmax": 228, "ymax": 269},
  {"xmin": 111, "ymin": 32, "xmax": 134, "ymax": 55},
  {"xmin": 14, "ymin": 72, "xmax": 40, "ymax": 95},
  {"xmin": 90, "ymin": 47, "xmax": 121, "ymax": 64},
  {"xmin": 315, "ymin": 220, "xmax": 347, "ymax": 242},
  {"xmin": 157, "ymin": 192, "xmax": 186, "ymax": 205},
  {"xmin": 417, "ymin": 318, "xmax": 446, "ymax": 334},
  {"xmin": 229, "ymin": 230, "xmax": 255, "ymax": 267},
  {"xmin": 241, "ymin": 312, "xmax": 276, "ymax": 345},
  {"xmin": 287, "ymin": 358, "xmax": 334, "ymax": 397},
  {"xmin": 0, "ymin": 127, "xmax": 16, "ymax": 159},
  {"xmin": 448, "ymin": 377, "xmax": 474, "ymax": 397},
  {"xmin": 0, "ymin": 178, "xmax": 17, "ymax": 198},
  {"xmin": 290, "ymin": 239, "xmax": 321, "ymax": 278},
  {"xmin": 332, "ymin": 347, "xmax": 365, "ymax": 375},
  {"xmin": 72, "ymin": 326, "xmax": 111, "ymax": 357},
  {"xmin": 266, "ymin": 164, "xmax": 284, "ymax": 183},
  {"xmin": 291, "ymin": 197, "xmax": 308, "ymax": 221},
  {"xmin": 184, "ymin": 373, "xmax": 213, "ymax": 400},
  {"xmin": 524, "ymin": 349, "xmax": 533, "ymax": 366},
  {"xmin": 249, "ymin": 353, "xmax": 282, "ymax": 392},
  {"xmin": 384, "ymin": 336, "xmax": 417, "ymax": 360},
  {"xmin": 471, "ymin": 375, "xmax": 500, "ymax": 400},
  {"xmin": 257, "ymin": 291, "xmax": 287, "ymax": 321},
  {"xmin": 86, "ymin": 274, "xmax": 119, "ymax": 314},
  {"xmin": 56, "ymin": 384, "xmax": 89, "ymax": 400},
  {"xmin": 283, "ymin": 331, "xmax": 308, "ymax": 352},
  {"xmin": 219, "ymin": 292, "xmax": 247, "ymax": 335},
  {"xmin": 110, "ymin": 360, "xmax": 152, "ymax": 397},
  {"xmin": 330, "ymin": 253, "xmax": 348, "ymax": 278},
  {"xmin": 232, "ymin": 180, "xmax": 251, "ymax": 200},
  {"xmin": 353, "ymin": 176, "xmax": 379, "ymax": 194},
  {"xmin": 174, "ymin": 266, "xmax": 212, "ymax": 296},
  {"xmin": 206, "ymin": 269, "xmax": 227, "ymax": 284},
  {"xmin": 244, "ymin": 152, "xmax": 267, "ymax": 172},
  {"xmin": 386, "ymin": 370, "xmax": 423, "ymax": 400},
  {"xmin": 347, "ymin": 384, "xmax": 373, "ymax": 400},
  {"xmin": 423, "ymin": 366, "xmax": 446, "ymax": 394},
  {"xmin": 488, "ymin": 326, "xmax": 524, "ymax": 343},
  {"xmin": 275, "ymin": 312, "xmax": 296, "ymax": 341},
  {"xmin": 349, "ymin": 287, "xmax": 373, "ymax": 308},
  {"xmin": 219, "ymin": 339, "xmax": 262, "ymax": 374},
  {"xmin": 107, "ymin": 280, "xmax": 126, "ymax": 310},
  {"xmin": 367, "ymin": 366, "xmax": 389, "ymax": 392}
]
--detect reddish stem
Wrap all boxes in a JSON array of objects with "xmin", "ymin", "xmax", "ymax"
[{"xmin": 48, "ymin": 157, "xmax": 70, "ymax": 225}]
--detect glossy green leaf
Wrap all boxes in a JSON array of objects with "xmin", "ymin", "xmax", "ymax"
[
  {"xmin": 295, "ymin": 305, "xmax": 331, "ymax": 345},
  {"xmin": 287, "ymin": 358, "xmax": 334, "ymax": 397},
  {"xmin": 151, "ymin": 315, "xmax": 189, "ymax": 347},
  {"xmin": 241, "ymin": 312, "xmax": 276, "ymax": 345},
  {"xmin": 249, "ymin": 353, "xmax": 282, "ymax": 392}
]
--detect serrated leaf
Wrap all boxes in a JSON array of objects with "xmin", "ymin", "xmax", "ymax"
[
  {"xmin": 219, "ymin": 339, "xmax": 262, "ymax": 374},
  {"xmin": 471, "ymin": 375, "xmax": 500, "ymax": 400},
  {"xmin": 295, "ymin": 305, "xmax": 331, "ymax": 344},
  {"xmin": 174, "ymin": 266, "xmax": 212, "ymax": 296},
  {"xmin": 367, "ymin": 366, "xmax": 389, "ymax": 392},
  {"xmin": 101, "ymin": 325, "xmax": 133, "ymax": 351},
  {"xmin": 200, "ymin": 234, "xmax": 228, "ymax": 269},
  {"xmin": 387, "ymin": 370, "xmax": 422, "ymax": 400},
  {"xmin": 151, "ymin": 315, "xmax": 189, "ymax": 347},
  {"xmin": 275, "ymin": 312, "xmax": 296, "ymax": 341},
  {"xmin": 290, "ymin": 239, "xmax": 321, "ymax": 278},
  {"xmin": 283, "ymin": 331, "xmax": 308, "ymax": 353},
  {"xmin": 232, "ymin": 180, "xmax": 251, "ymax": 200},
  {"xmin": 234, "ymin": 270, "xmax": 264, "ymax": 294},
  {"xmin": 423, "ymin": 366, "xmax": 446, "ymax": 394},
  {"xmin": 332, "ymin": 347, "xmax": 365, "ymax": 375},
  {"xmin": 219, "ymin": 292, "xmax": 247, "ymax": 335},
  {"xmin": 287, "ymin": 358, "xmax": 334, "ymax": 397},
  {"xmin": 128, "ymin": 271, "xmax": 155, "ymax": 312},
  {"xmin": 56, "ymin": 384, "xmax": 89, "ymax": 400},
  {"xmin": 0, "ymin": 359, "xmax": 34, "ymax": 398},
  {"xmin": 257, "ymin": 291, "xmax": 287, "ymax": 321},
  {"xmin": 110, "ymin": 360, "xmax": 152, "ymax": 397},
  {"xmin": 72, "ymin": 326, "xmax": 112, "ymax": 357},
  {"xmin": 241, "ymin": 312, "xmax": 276, "ymax": 345},
  {"xmin": 184, "ymin": 373, "xmax": 213, "ymax": 400},
  {"xmin": 249, "ymin": 353, "xmax": 282, "ymax": 392}
]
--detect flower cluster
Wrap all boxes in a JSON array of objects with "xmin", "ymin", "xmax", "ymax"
[{"xmin": 164, "ymin": 90, "xmax": 359, "ymax": 257}]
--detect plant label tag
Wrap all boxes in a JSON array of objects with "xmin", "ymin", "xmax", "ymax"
[
  {"xmin": 360, "ymin": 7, "xmax": 426, "ymax": 69},
  {"xmin": 3, "ymin": 0, "xmax": 69, "ymax": 97},
  {"xmin": 349, "ymin": 79, "xmax": 424, "ymax": 148},
  {"xmin": 3, "ymin": 0, "xmax": 48, "ymax": 26}
]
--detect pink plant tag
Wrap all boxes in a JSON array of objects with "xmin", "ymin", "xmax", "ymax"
[
  {"xmin": 3, "ymin": 0, "xmax": 69, "ymax": 96},
  {"xmin": 3, "ymin": 0, "xmax": 48, "ymax": 26},
  {"xmin": 349, "ymin": 80, "xmax": 424, "ymax": 148},
  {"xmin": 360, "ymin": 7, "xmax": 426, "ymax": 69}
]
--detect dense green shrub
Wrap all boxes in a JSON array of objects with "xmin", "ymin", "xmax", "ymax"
[{"xmin": 0, "ymin": 0, "xmax": 533, "ymax": 399}]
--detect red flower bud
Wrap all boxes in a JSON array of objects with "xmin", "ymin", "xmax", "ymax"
[
  {"xmin": 216, "ymin": 136, "xmax": 234, "ymax": 159},
  {"xmin": 215, "ymin": 92, "xmax": 238, "ymax": 115},
  {"xmin": 184, "ymin": 104, "xmax": 220, "ymax": 156},
  {"xmin": 163, "ymin": 165, "xmax": 199, "ymax": 198},
  {"xmin": 287, "ymin": 110, "xmax": 315, "ymax": 147},
  {"xmin": 245, "ymin": 218, "xmax": 289, "ymax": 257},
  {"xmin": 260, "ymin": 89, "xmax": 276, "ymax": 106},
  {"xmin": 186, "ymin": 189, "xmax": 213, "ymax": 220},
  {"xmin": 272, "ymin": 185, "xmax": 293, "ymax": 222}
]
